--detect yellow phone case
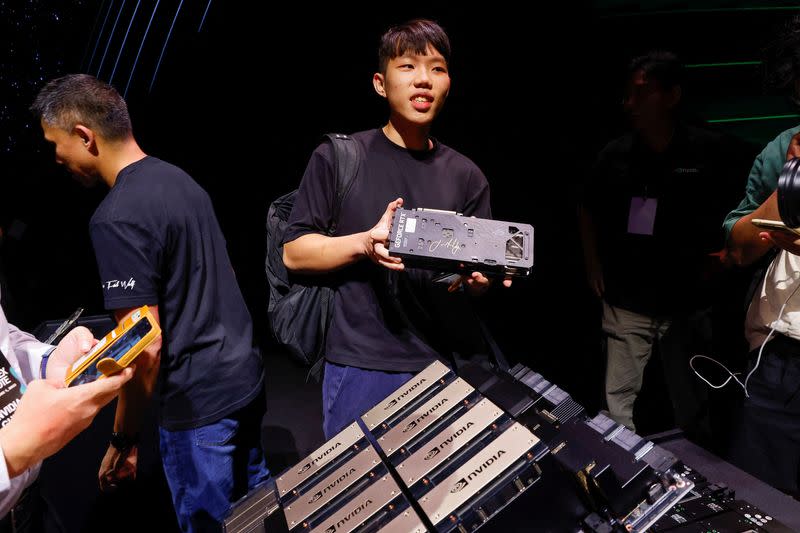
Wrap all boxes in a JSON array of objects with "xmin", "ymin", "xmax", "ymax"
[{"xmin": 64, "ymin": 305, "xmax": 160, "ymax": 387}]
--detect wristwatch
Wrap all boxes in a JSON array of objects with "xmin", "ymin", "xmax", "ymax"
[{"xmin": 110, "ymin": 432, "xmax": 138, "ymax": 451}]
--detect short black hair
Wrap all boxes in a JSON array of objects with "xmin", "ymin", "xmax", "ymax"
[
  {"xmin": 30, "ymin": 74, "xmax": 131, "ymax": 141},
  {"xmin": 378, "ymin": 19, "xmax": 451, "ymax": 74},
  {"xmin": 628, "ymin": 50, "xmax": 684, "ymax": 89}
]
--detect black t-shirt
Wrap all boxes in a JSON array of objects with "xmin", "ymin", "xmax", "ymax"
[
  {"xmin": 90, "ymin": 156, "xmax": 263, "ymax": 430},
  {"xmin": 283, "ymin": 129, "xmax": 492, "ymax": 372},
  {"xmin": 582, "ymin": 124, "xmax": 747, "ymax": 315}
]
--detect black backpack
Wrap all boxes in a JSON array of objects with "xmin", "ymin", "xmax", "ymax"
[{"xmin": 265, "ymin": 134, "xmax": 362, "ymax": 376}]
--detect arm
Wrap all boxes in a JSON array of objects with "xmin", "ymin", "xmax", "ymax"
[
  {"xmin": 725, "ymin": 191, "xmax": 780, "ymax": 266},
  {"xmin": 283, "ymin": 233, "xmax": 372, "ymax": 273},
  {"xmin": 283, "ymin": 144, "xmax": 396, "ymax": 274},
  {"xmin": 0, "ymin": 321, "xmax": 115, "ymax": 515},
  {"xmin": 110, "ymin": 306, "xmax": 162, "ymax": 436},
  {"xmin": 0, "ymin": 324, "xmax": 131, "ymax": 513},
  {"xmin": 578, "ymin": 204, "xmax": 604, "ymax": 297},
  {"xmin": 98, "ymin": 305, "xmax": 161, "ymax": 492},
  {"xmin": 283, "ymin": 198, "xmax": 405, "ymax": 274},
  {"xmin": 87, "ymin": 216, "xmax": 163, "ymax": 491},
  {"xmin": 577, "ymin": 150, "xmax": 611, "ymax": 297},
  {"xmin": 0, "ymin": 368, "xmax": 133, "ymax": 479},
  {"xmin": 725, "ymin": 128, "xmax": 800, "ymax": 266}
]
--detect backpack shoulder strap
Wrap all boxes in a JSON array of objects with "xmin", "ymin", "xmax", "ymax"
[
  {"xmin": 323, "ymin": 133, "xmax": 363, "ymax": 236},
  {"xmin": 476, "ymin": 315, "xmax": 510, "ymax": 371}
]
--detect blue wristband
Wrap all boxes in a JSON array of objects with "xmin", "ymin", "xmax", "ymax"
[{"xmin": 40, "ymin": 347, "xmax": 55, "ymax": 379}]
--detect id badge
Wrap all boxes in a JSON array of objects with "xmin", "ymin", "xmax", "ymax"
[
  {"xmin": 628, "ymin": 196, "xmax": 657, "ymax": 235},
  {"xmin": 0, "ymin": 350, "xmax": 25, "ymax": 427}
]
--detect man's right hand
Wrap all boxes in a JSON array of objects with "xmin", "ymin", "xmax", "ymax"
[
  {"xmin": 47, "ymin": 326, "xmax": 96, "ymax": 384},
  {"xmin": 787, "ymin": 131, "xmax": 800, "ymax": 161},
  {"xmin": 0, "ymin": 368, "xmax": 133, "ymax": 478},
  {"xmin": 363, "ymin": 197, "xmax": 405, "ymax": 271},
  {"xmin": 585, "ymin": 260, "xmax": 605, "ymax": 298},
  {"xmin": 727, "ymin": 192, "xmax": 782, "ymax": 267},
  {"xmin": 760, "ymin": 230, "xmax": 800, "ymax": 257},
  {"xmin": 98, "ymin": 444, "xmax": 138, "ymax": 492}
]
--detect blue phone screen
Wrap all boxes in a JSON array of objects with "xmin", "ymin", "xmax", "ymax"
[{"xmin": 68, "ymin": 319, "xmax": 152, "ymax": 387}]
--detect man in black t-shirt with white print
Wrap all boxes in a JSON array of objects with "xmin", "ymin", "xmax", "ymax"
[{"xmin": 32, "ymin": 74, "xmax": 268, "ymax": 532}]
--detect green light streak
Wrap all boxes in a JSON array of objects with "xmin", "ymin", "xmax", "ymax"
[
  {"xmin": 707, "ymin": 114, "xmax": 800, "ymax": 124},
  {"xmin": 686, "ymin": 61, "xmax": 761, "ymax": 68}
]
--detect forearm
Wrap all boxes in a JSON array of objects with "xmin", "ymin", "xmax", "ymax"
[
  {"xmin": 283, "ymin": 232, "xmax": 367, "ymax": 273},
  {"xmin": 0, "ymin": 440, "xmax": 31, "ymax": 518},
  {"xmin": 578, "ymin": 207, "xmax": 601, "ymax": 271},
  {"xmin": 112, "ymin": 341, "xmax": 160, "ymax": 436},
  {"xmin": 726, "ymin": 191, "xmax": 779, "ymax": 266},
  {"xmin": 0, "ymin": 425, "xmax": 33, "ymax": 479}
]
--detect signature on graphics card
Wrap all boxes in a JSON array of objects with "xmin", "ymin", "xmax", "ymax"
[{"xmin": 429, "ymin": 238, "xmax": 461, "ymax": 256}]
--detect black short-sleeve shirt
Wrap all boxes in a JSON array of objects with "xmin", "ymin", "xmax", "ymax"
[
  {"xmin": 581, "ymin": 124, "xmax": 750, "ymax": 315},
  {"xmin": 90, "ymin": 156, "xmax": 263, "ymax": 430},
  {"xmin": 284, "ymin": 129, "xmax": 492, "ymax": 372}
]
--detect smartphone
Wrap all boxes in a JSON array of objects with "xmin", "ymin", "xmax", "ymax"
[
  {"xmin": 750, "ymin": 218, "xmax": 800, "ymax": 236},
  {"xmin": 64, "ymin": 306, "xmax": 160, "ymax": 387}
]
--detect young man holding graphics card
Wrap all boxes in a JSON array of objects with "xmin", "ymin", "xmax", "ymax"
[{"xmin": 283, "ymin": 19, "xmax": 510, "ymax": 439}]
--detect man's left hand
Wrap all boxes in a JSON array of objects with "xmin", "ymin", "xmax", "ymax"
[
  {"xmin": 787, "ymin": 131, "xmax": 800, "ymax": 161},
  {"xmin": 98, "ymin": 444, "xmax": 138, "ymax": 492},
  {"xmin": 448, "ymin": 271, "xmax": 512, "ymax": 296},
  {"xmin": 760, "ymin": 230, "xmax": 800, "ymax": 256},
  {"xmin": 46, "ymin": 326, "xmax": 97, "ymax": 383}
]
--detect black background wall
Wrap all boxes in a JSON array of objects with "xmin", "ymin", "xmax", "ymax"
[
  {"xmin": 3, "ymin": 0, "xmax": 791, "ymax": 413},
  {"xmin": 1, "ymin": 2, "xmax": 798, "ymax": 531},
  {"xmin": 2, "ymin": 0, "xmax": 606, "ymax": 403}
]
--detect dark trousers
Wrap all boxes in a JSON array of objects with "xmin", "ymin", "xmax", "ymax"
[
  {"xmin": 0, "ymin": 480, "xmax": 64, "ymax": 533},
  {"xmin": 658, "ymin": 308, "xmax": 714, "ymax": 445},
  {"xmin": 602, "ymin": 302, "xmax": 712, "ymax": 443},
  {"xmin": 729, "ymin": 334, "xmax": 800, "ymax": 496},
  {"xmin": 322, "ymin": 362, "xmax": 414, "ymax": 440}
]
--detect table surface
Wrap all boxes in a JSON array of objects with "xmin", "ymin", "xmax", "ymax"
[{"xmin": 656, "ymin": 434, "xmax": 800, "ymax": 531}]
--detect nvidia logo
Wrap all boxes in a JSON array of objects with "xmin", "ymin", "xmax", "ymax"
[
  {"xmin": 424, "ymin": 448, "xmax": 440, "ymax": 461},
  {"xmin": 450, "ymin": 478, "xmax": 468, "ymax": 493}
]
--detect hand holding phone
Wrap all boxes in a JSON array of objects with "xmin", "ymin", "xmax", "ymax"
[
  {"xmin": 751, "ymin": 218, "xmax": 800, "ymax": 237},
  {"xmin": 64, "ymin": 306, "xmax": 160, "ymax": 387}
]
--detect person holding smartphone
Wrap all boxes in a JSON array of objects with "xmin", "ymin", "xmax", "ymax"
[
  {"xmin": 0, "ymin": 301, "xmax": 132, "ymax": 526},
  {"xmin": 750, "ymin": 218, "xmax": 800, "ymax": 236},
  {"xmin": 723, "ymin": 17, "xmax": 800, "ymax": 498}
]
